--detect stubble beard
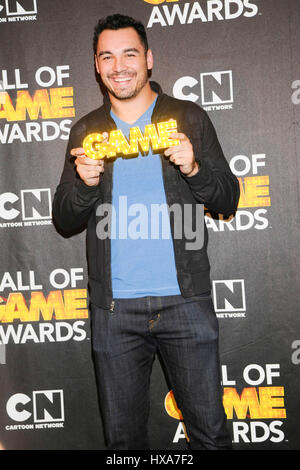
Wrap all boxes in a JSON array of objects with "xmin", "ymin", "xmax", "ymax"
[{"xmin": 104, "ymin": 68, "xmax": 149, "ymax": 101}]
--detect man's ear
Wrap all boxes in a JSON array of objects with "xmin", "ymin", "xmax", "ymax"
[
  {"xmin": 95, "ymin": 54, "xmax": 100, "ymax": 74},
  {"xmin": 146, "ymin": 49, "xmax": 154, "ymax": 71}
]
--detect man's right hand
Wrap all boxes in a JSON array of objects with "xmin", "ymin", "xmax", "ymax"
[{"xmin": 70, "ymin": 132, "xmax": 108, "ymax": 186}]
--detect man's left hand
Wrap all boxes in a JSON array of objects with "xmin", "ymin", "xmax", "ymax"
[{"xmin": 164, "ymin": 132, "xmax": 199, "ymax": 177}]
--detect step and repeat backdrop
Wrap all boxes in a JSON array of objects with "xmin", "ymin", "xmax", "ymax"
[{"xmin": 0, "ymin": 0, "xmax": 299, "ymax": 450}]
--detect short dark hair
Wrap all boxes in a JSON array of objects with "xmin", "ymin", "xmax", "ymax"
[{"xmin": 93, "ymin": 14, "xmax": 149, "ymax": 55}]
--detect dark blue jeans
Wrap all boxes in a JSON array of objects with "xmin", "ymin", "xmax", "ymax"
[{"xmin": 91, "ymin": 294, "xmax": 231, "ymax": 450}]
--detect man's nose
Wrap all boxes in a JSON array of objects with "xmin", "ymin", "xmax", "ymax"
[{"xmin": 112, "ymin": 55, "xmax": 126, "ymax": 72}]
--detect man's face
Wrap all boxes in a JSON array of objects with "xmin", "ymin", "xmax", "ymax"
[{"xmin": 95, "ymin": 27, "xmax": 153, "ymax": 101}]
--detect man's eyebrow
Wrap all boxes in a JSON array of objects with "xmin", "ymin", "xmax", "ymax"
[
  {"xmin": 98, "ymin": 47, "xmax": 140, "ymax": 57},
  {"xmin": 123, "ymin": 48, "xmax": 140, "ymax": 54},
  {"xmin": 98, "ymin": 50, "xmax": 112, "ymax": 57}
]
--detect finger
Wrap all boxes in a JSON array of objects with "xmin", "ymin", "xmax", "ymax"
[
  {"xmin": 75, "ymin": 156, "xmax": 104, "ymax": 167},
  {"xmin": 169, "ymin": 132, "xmax": 188, "ymax": 142},
  {"xmin": 169, "ymin": 152, "xmax": 191, "ymax": 164},
  {"xmin": 169, "ymin": 155, "xmax": 185, "ymax": 165},
  {"xmin": 85, "ymin": 168, "xmax": 104, "ymax": 178},
  {"xmin": 164, "ymin": 143, "xmax": 190, "ymax": 157},
  {"xmin": 164, "ymin": 145, "xmax": 184, "ymax": 156},
  {"xmin": 84, "ymin": 176, "xmax": 101, "ymax": 186},
  {"xmin": 79, "ymin": 167, "xmax": 104, "ymax": 181},
  {"xmin": 70, "ymin": 147, "xmax": 85, "ymax": 157},
  {"xmin": 83, "ymin": 163, "xmax": 104, "ymax": 173},
  {"xmin": 102, "ymin": 132, "xmax": 109, "ymax": 142},
  {"xmin": 76, "ymin": 167, "xmax": 103, "ymax": 182}
]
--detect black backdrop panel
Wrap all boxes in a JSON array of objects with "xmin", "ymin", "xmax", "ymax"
[{"xmin": 0, "ymin": 0, "xmax": 299, "ymax": 450}]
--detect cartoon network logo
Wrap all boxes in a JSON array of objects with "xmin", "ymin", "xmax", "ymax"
[
  {"xmin": 144, "ymin": 0, "xmax": 259, "ymax": 28},
  {"xmin": 173, "ymin": 70, "xmax": 233, "ymax": 110},
  {"xmin": 0, "ymin": 188, "xmax": 52, "ymax": 228},
  {"xmin": 5, "ymin": 389, "xmax": 65, "ymax": 431},
  {"xmin": 212, "ymin": 279, "xmax": 246, "ymax": 318},
  {"xmin": 0, "ymin": 0, "xmax": 37, "ymax": 23}
]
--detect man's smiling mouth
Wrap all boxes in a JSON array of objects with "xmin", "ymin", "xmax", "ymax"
[{"xmin": 109, "ymin": 74, "xmax": 135, "ymax": 85}]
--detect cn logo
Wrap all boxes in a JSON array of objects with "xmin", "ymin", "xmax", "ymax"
[
  {"xmin": 212, "ymin": 279, "xmax": 246, "ymax": 313},
  {"xmin": 6, "ymin": 390, "xmax": 64, "ymax": 423},
  {"xmin": 21, "ymin": 188, "xmax": 51, "ymax": 220},
  {"xmin": 200, "ymin": 71, "xmax": 233, "ymax": 105},
  {"xmin": 173, "ymin": 70, "xmax": 233, "ymax": 106},
  {"xmin": 5, "ymin": 0, "xmax": 37, "ymax": 16},
  {"xmin": 0, "ymin": 188, "xmax": 51, "ymax": 221}
]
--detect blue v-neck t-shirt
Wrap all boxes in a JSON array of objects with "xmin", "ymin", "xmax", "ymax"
[{"xmin": 110, "ymin": 98, "xmax": 180, "ymax": 298}]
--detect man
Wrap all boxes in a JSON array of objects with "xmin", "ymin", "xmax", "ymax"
[{"xmin": 52, "ymin": 14, "xmax": 240, "ymax": 450}]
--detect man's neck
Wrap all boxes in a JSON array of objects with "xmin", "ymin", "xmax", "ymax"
[{"xmin": 109, "ymin": 83, "xmax": 157, "ymax": 124}]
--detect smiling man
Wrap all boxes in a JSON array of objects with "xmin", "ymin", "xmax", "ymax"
[
  {"xmin": 53, "ymin": 14, "xmax": 239, "ymax": 450},
  {"xmin": 95, "ymin": 27, "xmax": 152, "ymax": 102}
]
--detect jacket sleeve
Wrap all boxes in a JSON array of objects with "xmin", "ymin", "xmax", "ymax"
[
  {"xmin": 182, "ymin": 111, "xmax": 240, "ymax": 218},
  {"xmin": 52, "ymin": 126, "xmax": 101, "ymax": 235}
]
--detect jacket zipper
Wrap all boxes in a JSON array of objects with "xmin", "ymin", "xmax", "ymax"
[{"xmin": 105, "ymin": 113, "xmax": 116, "ymax": 310}]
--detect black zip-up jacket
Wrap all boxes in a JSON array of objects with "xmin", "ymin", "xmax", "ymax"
[{"xmin": 52, "ymin": 82, "xmax": 240, "ymax": 309}]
